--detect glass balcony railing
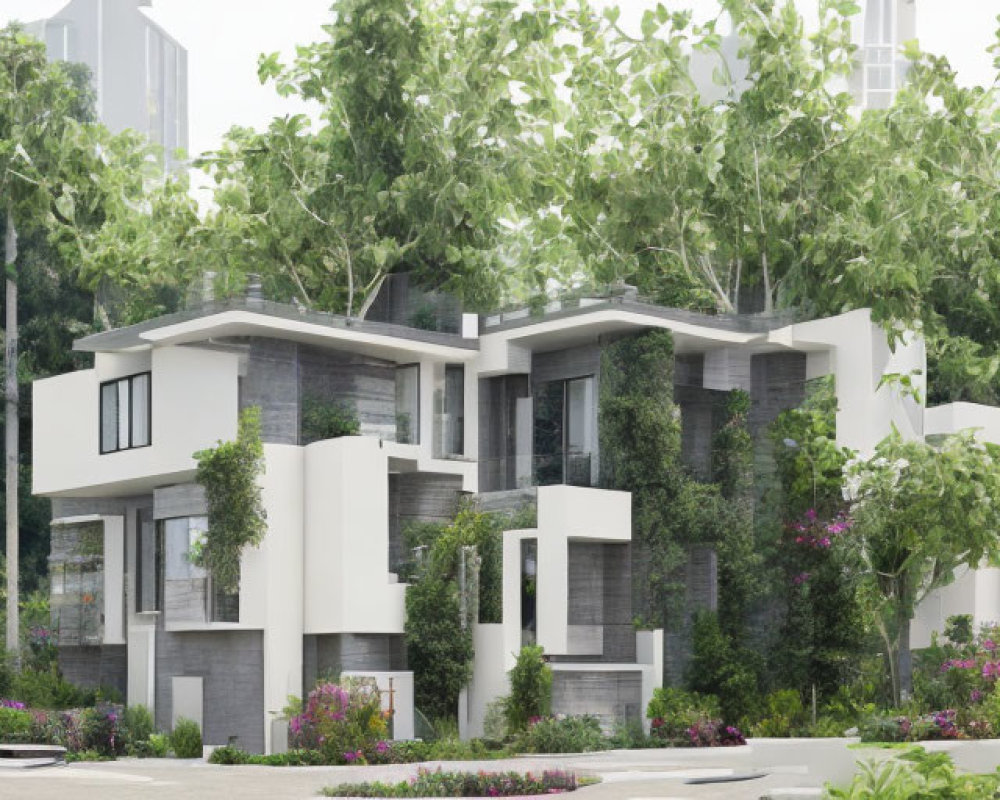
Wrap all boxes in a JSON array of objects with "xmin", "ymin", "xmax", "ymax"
[{"xmin": 479, "ymin": 451, "xmax": 594, "ymax": 493}]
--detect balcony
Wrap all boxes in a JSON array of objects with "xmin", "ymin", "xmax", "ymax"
[{"xmin": 479, "ymin": 451, "xmax": 594, "ymax": 493}]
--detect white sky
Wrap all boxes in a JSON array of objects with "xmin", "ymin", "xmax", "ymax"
[{"xmin": 2, "ymin": 0, "xmax": 998, "ymax": 166}]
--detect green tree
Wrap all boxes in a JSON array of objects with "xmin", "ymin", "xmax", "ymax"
[
  {"xmin": 1, "ymin": 25, "xmax": 195, "ymax": 658},
  {"xmin": 842, "ymin": 431, "xmax": 1000, "ymax": 704},
  {"xmin": 196, "ymin": 0, "xmax": 574, "ymax": 315}
]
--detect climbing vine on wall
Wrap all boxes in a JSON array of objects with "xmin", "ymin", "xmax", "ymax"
[
  {"xmin": 710, "ymin": 390, "xmax": 760, "ymax": 641},
  {"xmin": 194, "ymin": 406, "xmax": 267, "ymax": 594},
  {"xmin": 599, "ymin": 330, "xmax": 683, "ymax": 625}
]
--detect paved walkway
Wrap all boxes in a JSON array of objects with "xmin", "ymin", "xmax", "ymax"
[{"xmin": 0, "ymin": 746, "xmax": 841, "ymax": 800}]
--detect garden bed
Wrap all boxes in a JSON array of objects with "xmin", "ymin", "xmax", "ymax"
[{"xmin": 321, "ymin": 768, "xmax": 585, "ymax": 797}]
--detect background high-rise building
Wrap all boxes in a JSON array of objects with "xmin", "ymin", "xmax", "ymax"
[{"xmin": 20, "ymin": 0, "xmax": 188, "ymax": 165}]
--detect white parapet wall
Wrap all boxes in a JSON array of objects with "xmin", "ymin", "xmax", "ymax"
[
  {"xmin": 33, "ymin": 345, "xmax": 240, "ymax": 496},
  {"xmin": 303, "ymin": 436, "xmax": 407, "ymax": 635},
  {"xmin": 767, "ymin": 309, "xmax": 926, "ymax": 455},
  {"xmin": 462, "ymin": 623, "xmax": 508, "ymax": 740}
]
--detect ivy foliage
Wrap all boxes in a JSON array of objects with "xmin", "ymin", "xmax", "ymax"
[
  {"xmin": 765, "ymin": 377, "xmax": 865, "ymax": 700},
  {"xmin": 194, "ymin": 407, "xmax": 267, "ymax": 595},
  {"xmin": 599, "ymin": 330, "xmax": 753, "ymax": 631}
]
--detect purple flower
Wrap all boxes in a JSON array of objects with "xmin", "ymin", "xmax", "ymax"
[
  {"xmin": 793, "ymin": 572, "xmax": 811, "ymax": 585},
  {"xmin": 343, "ymin": 751, "xmax": 357, "ymax": 762},
  {"xmin": 375, "ymin": 740, "xmax": 389, "ymax": 754},
  {"xmin": 985, "ymin": 639, "xmax": 997, "ymax": 652},
  {"xmin": 971, "ymin": 690, "xmax": 984, "ymax": 703}
]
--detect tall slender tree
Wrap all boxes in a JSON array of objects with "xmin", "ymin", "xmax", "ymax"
[{"xmin": 1, "ymin": 26, "xmax": 192, "ymax": 660}]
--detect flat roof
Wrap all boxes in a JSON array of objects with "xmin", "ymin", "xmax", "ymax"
[{"xmin": 76, "ymin": 299, "xmax": 479, "ymax": 358}]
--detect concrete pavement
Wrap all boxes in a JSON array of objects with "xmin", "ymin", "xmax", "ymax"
[{"xmin": 0, "ymin": 740, "xmax": 897, "ymax": 800}]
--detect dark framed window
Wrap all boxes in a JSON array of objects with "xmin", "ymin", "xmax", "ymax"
[
  {"xmin": 395, "ymin": 364, "xmax": 420, "ymax": 445},
  {"xmin": 135, "ymin": 508, "xmax": 160, "ymax": 613},
  {"xmin": 100, "ymin": 372, "xmax": 151, "ymax": 453}
]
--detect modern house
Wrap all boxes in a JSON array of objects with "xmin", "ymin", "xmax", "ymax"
[
  {"xmin": 17, "ymin": 0, "xmax": 188, "ymax": 166},
  {"xmin": 31, "ymin": 286, "xmax": 1000, "ymax": 752}
]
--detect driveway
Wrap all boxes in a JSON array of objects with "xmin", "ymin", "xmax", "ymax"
[{"xmin": 0, "ymin": 741, "xmax": 880, "ymax": 800}]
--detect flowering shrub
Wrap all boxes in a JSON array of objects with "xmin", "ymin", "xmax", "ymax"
[
  {"xmin": 0, "ymin": 701, "xmax": 142, "ymax": 754},
  {"xmin": 322, "ymin": 768, "xmax": 580, "ymax": 797},
  {"xmin": 913, "ymin": 621, "xmax": 1000, "ymax": 718},
  {"xmin": 647, "ymin": 687, "xmax": 727, "ymax": 746},
  {"xmin": 859, "ymin": 709, "xmax": 991, "ymax": 743},
  {"xmin": 289, "ymin": 679, "xmax": 388, "ymax": 764},
  {"xmin": 685, "ymin": 720, "xmax": 746, "ymax": 747},
  {"xmin": 79, "ymin": 705, "xmax": 123, "ymax": 756}
]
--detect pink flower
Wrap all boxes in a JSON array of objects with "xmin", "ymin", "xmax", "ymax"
[{"xmin": 985, "ymin": 640, "xmax": 997, "ymax": 652}]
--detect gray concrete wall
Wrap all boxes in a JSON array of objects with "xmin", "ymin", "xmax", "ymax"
[
  {"xmin": 560, "ymin": 543, "xmax": 633, "ymax": 663},
  {"xmin": 237, "ymin": 337, "xmax": 397, "ymax": 445},
  {"xmin": 303, "ymin": 634, "xmax": 406, "ymax": 690},
  {"xmin": 154, "ymin": 484, "xmax": 207, "ymax": 520},
  {"xmin": 240, "ymin": 338, "xmax": 300, "ymax": 444},
  {"xmin": 388, "ymin": 473, "xmax": 464, "ymax": 572},
  {"xmin": 58, "ymin": 645, "xmax": 127, "ymax": 697},
  {"xmin": 299, "ymin": 343, "xmax": 396, "ymax": 440},
  {"xmin": 154, "ymin": 628, "xmax": 265, "ymax": 753},
  {"xmin": 551, "ymin": 671, "xmax": 642, "ymax": 728}
]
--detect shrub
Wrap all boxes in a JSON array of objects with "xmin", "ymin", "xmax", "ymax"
[
  {"xmin": 288, "ymin": 679, "xmax": 387, "ymax": 764},
  {"xmin": 79, "ymin": 705, "xmax": 123, "ymax": 756},
  {"xmin": 684, "ymin": 720, "xmax": 746, "ymax": 747},
  {"xmin": 301, "ymin": 396, "xmax": 360, "ymax": 444},
  {"xmin": 322, "ymin": 768, "xmax": 580, "ymax": 797},
  {"xmin": 121, "ymin": 705, "xmax": 154, "ymax": 754},
  {"xmin": 827, "ymin": 748, "xmax": 1000, "ymax": 798},
  {"xmin": 406, "ymin": 574, "xmax": 473, "ymax": 720},
  {"xmin": 504, "ymin": 645, "xmax": 551, "ymax": 733},
  {"xmin": 171, "ymin": 717, "xmax": 203, "ymax": 758},
  {"xmin": 0, "ymin": 706, "xmax": 33, "ymax": 742},
  {"xmin": 513, "ymin": 715, "xmax": 606, "ymax": 754},
  {"xmin": 646, "ymin": 687, "xmax": 720, "ymax": 746},
  {"xmin": 148, "ymin": 732, "xmax": 170, "ymax": 758},
  {"xmin": 482, "ymin": 698, "xmax": 508, "ymax": 742},
  {"xmin": 8, "ymin": 668, "xmax": 98, "ymax": 709},
  {"xmin": 751, "ymin": 690, "xmax": 810, "ymax": 737},
  {"xmin": 208, "ymin": 746, "xmax": 327, "ymax": 766}
]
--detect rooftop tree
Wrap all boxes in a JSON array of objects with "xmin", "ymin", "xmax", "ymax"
[{"xmin": 196, "ymin": 0, "xmax": 576, "ymax": 316}]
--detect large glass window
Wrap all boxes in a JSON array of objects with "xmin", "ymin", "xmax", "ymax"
[
  {"xmin": 395, "ymin": 364, "xmax": 420, "ymax": 444},
  {"xmin": 160, "ymin": 516, "xmax": 238, "ymax": 623},
  {"xmin": 533, "ymin": 376, "xmax": 594, "ymax": 486},
  {"xmin": 100, "ymin": 373, "xmax": 151, "ymax": 453}
]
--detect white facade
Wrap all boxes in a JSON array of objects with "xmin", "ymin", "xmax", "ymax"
[{"xmin": 32, "ymin": 296, "xmax": 1000, "ymax": 751}]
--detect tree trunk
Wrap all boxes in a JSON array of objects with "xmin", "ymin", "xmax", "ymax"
[
  {"xmin": 4, "ymin": 207, "xmax": 18, "ymax": 665},
  {"xmin": 897, "ymin": 607, "xmax": 913, "ymax": 704}
]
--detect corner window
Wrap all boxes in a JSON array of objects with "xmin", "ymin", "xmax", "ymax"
[{"xmin": 100, "ymin": 373, "xmax": 151, "ymax": 453}]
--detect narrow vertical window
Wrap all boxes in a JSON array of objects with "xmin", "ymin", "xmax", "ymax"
[
  {"xmin": 395, "ymin": 364, "xmax": 420, "ymax": 445},
  {"xmin": 100, "ymin": 372, "xmax": 152, "ymax": 453}
]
